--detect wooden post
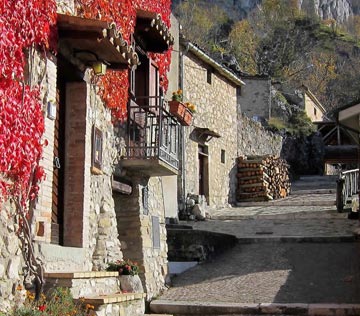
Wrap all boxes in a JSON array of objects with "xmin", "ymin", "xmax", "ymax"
[{"xmin": 336, "ymin": 177, "xmax": 344, "ymax": 213}]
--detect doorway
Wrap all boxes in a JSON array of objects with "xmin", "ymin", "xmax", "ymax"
[{"xmin": 198, "ymin": 145, "xmax": 209, "ymax": 204}]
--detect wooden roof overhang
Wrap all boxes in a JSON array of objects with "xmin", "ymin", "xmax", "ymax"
[
  {"xmin": 135, "ymin": 10, "xmax": 174, "ymax": 53},
  {"xmin": 57, "ymin": 14, "xmax": 140, "ymax": 69}
]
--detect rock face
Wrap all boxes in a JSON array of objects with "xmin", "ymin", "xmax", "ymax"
[
  {"xmin": 300, "ymin": 0, "xmax": 353, "ymax": 22},
  {"xmin": 181, "ymin": 0, "xmax": 358, "ymax": 22},
  {"xmin": 281, "ymin": 133, "xmax": 325, "ymax": 176}
]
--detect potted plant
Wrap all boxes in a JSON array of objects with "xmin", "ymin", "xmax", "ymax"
[
  {"xmin": 169, "ymin": 90, "xmax": 195, "ymax": 126},
  {"xmin": 106, "ymin": 259, "xmax": 143, "ymax": 293}
]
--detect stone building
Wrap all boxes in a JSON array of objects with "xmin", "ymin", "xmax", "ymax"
[
  {"xmin": 174, "ymin": 42, "xmax": 283, "ymax": 213},
  {"xmin": 1, "ymin": 1, "xmax": 179, "ymax": 314},
  {"xmin": 301, "ymin": 86, "xmax": 327, "ymax": 122},
  {"xmin": 179, "ymin": 41, "xmax": 244, "ymax": 209}
]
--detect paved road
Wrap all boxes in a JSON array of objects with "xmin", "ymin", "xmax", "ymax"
[
  {"xmin": 162, "ymin": 242, "xmax": 360, "ymax": 304},
  {"xmin": 153, "ymin": 176, "xmax": 360, "ymax": 315}
]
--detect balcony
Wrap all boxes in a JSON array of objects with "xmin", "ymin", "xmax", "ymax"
[{"xmin": 119, "ymin": 97, "xmax": 180, "ymax": 176}]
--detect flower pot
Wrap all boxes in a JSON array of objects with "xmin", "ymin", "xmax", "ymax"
[
  {"xmin": 169, "ymin": 101, "xmax": 193, "ymax": 126},
  {"xmin": 119, "ymin": 274, "xmax": 144, "ymax": 293},
  {"xmin": 182, "ymin": 109, "xmax": 193, "ymax": 126},
  {"xmin": 169, "ymin": 101, "xmax": 186, "ymax": 120}
]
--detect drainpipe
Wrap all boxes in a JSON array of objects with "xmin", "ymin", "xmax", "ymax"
[{"xmin": 179, "ymin": 43, "xmax": 186, "ymax": 214}]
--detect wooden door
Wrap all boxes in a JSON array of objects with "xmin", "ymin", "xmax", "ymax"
[{"xmin": 51, "ymin": 87, "xmax": 65, "ymax": 244}]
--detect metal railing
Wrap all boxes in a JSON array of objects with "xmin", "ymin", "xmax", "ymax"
[
  {"xmin": 336, "ymin": 168, "xmax": 359, "ymax": 212},
  {"xmin": 124, "ymin": 96, "xmax": 180, "ymax": 170}
]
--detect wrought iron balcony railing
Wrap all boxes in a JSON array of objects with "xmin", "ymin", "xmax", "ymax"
[{"xmin": 122, "ymin": 96, "xmax": 180, "ymax": 174}]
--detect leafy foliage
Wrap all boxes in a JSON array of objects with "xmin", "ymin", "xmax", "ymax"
[
  {"xmin": 0, "ymin": 0, "xmax": 56, "ymax": 205},
  {"xmin": 106, "ymin": 259, "xmax": 140, "ymax": 276},
  {"xmin": 76, "ymin": 0, "xmax": 173, "ymax": 121},
  {"xmin": 174, "ymin": 0, "xmax": 360, "ymax": 110},
  {"xmin": 13, "ymin": 287, "xmax": 94, "ymax": 316}
]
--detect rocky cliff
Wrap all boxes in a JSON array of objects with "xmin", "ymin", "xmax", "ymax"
[
  {"xmin": 176, "ymin": 0, "xmax": 359, "ymax": 22},
  {"xmin": 299, "ymin": 0, "xmax": 353, "ymax": 22}
]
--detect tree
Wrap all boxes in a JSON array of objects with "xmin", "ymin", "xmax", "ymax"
[
  {"xmin": 228, "ymin": 20, "xmax": 259, "ymax": 74},
  {"xmin": 174, "ymin": 0, "xmax": 230, "ymax": 52}
]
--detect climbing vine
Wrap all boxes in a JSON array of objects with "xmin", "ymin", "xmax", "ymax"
[
  {"xmin": 76, "ymin": 0, "xmax": 173, "ymax": 121},
  {"xmin": 0, "ymin": 0, "xmax": 56, "ymax": 205}
]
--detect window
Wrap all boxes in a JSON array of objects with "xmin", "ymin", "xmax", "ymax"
[
  {"xmin": 152, "ymin": 216, "xmax": 160, "ymax": 249},
  {"xmin": 207, "ymin": 68, "xmax": 212, "ymax": 84},
  {"xmin": 221, "ymin": 149, "xmax": 226, "ymax": 164},
  {"xmin": 92, "ymin": 126, "xmax": 103, "ymax": 171},
  {"xmin": 314, "ymin": 107, "xmax": 317, "ymax": 116}
]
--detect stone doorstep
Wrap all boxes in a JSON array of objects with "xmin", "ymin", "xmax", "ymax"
[
  {"xmin": 150, "ymin": 300, "xmax": 360, "ymax": 315},
  {"xmin": 79, "ymin": 292, "xmax": 146, "ymax": 305},
  {"xmin": 44, "ymin": 271, "xmax": 119, "ymax": 279}
]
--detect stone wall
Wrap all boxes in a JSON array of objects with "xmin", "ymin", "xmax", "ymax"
[
  {"xmin": 115, "ymin": 175, "xmax": 169, "ymax": 300},
  {"xmin": 0, "ymin": 201, "xmax": 25, "ymax": 312},
  {"xmin": 238, "ymin": 77, "xmax": 271, "ymax": 120},
  {"xmin": 237, "ymin": 114, "xmax": 283, "ymax": 157},
  {"xmin": 87, "ymin": 86, "xmax": 123, "ymax": 270},
  {"xmin": 182, "ymin": 52, "xmax": 238, "ymax": 208}
]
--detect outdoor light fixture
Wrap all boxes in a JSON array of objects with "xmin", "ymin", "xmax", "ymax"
[
  {"xmin": 73, "ymin": 49, "xmax": 108, "ymax": 76},
  {"xmin": 92, "ymin": 61, "xmax": 107, "ymax": 76}
]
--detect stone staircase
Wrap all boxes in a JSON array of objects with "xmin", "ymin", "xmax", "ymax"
[{"xmin": 45, "ymin": 271, "xmax": 146, "ymax": 316}]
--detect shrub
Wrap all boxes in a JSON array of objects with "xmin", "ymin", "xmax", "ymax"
[
  {"xmin": 106, "ymin": 259, "xmax": 139, "ymax": 276},
  {"xmin": 12, "ymin": 288, "xmax": 94, "ymax": 316}
]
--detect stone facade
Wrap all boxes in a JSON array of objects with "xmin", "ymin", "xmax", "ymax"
[
  {"xmin": 0, "ymin": 201, "xmax": 26, "ymax": 313},
  {"xmin": 180, "ymin": 48, "xmax": 283, "ymax": 209},
  {"xmin": 238, "ymin": 77, "xmax": 272, "ymax": 120},
  {"xmin": 182, "ymin": 51, "xmax": 239, "ymax": 208},
  {"xmin": 237, "ymin": 114, "xmax": 283, "ymax": 157},
  {"xmin": 303, "ymin": 91, "xmax": 326, "ymax": 122},
  {"xmin": 115, "ymin": 175, "xmax": 169, "ymax": 300}
]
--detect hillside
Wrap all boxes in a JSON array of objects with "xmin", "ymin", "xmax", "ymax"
[
  {"xmin": 173, "ymin": 0, "xmax": 359, "ymax": 22},
  {"xmin": 173, "ymin": 0, "xmax": 360, "ymax": 112}
]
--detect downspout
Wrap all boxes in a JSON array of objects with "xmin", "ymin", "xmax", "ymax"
[{"xmin": 179, "ymin": 43, "xmax": 186, "ymax": 213}]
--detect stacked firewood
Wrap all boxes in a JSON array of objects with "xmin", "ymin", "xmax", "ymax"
[{"xmin": 237, "ymin": 155, "xmax": 291, "ymax": 202}]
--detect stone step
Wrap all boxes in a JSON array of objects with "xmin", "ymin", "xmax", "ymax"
[
  {"xmin": 290, "ymin": 188, "xmax": 336, "ymax": 195},
  {"xmin": 80, "ymin": 292, "xmax": 146, "ymax": 316},
  {"xmin": 150, "ymin": 299, "xmax": 360, "ymax": 316},
  {"xmin": 45, "ymin": 271, "xmax": 121, "ymax": 298},
  {"xmin": 298, "ymin": 175, "xmax": 338, "ymax": 182}
]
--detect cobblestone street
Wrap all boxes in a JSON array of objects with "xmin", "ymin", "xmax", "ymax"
[{"xmin": 151, "ymin": 176, "xmax": 360, "ymax": 315}]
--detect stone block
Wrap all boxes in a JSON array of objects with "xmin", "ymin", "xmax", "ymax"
[{"xmin": 7, "ymin": 257, "xmax": 21, "ymax": 279}]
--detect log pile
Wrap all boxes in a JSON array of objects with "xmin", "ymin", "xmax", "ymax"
[{"xmin": 237, "ymin": 155, "xmax": 291, "ymax": 202}]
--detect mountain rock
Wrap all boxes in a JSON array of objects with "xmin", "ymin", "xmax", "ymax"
[
  {"xmin": 176, "ymin": 0, "xmax": 359, "ymax": 22},
  {"xmin": 299, "ymin": 0, "xmax": 353, "ymax": 22}
]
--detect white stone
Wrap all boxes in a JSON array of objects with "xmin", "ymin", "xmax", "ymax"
[
  {"xmin": 7, "ymin": 257, "xmax": 21, "ymax": 279},
  {"xmin": 105, "ymin": 303, "xmax": 113, "ymax": 315},
  {"xmin": 0, "ymin": 263, "xmax": 5, "ymax": 278},
  {"xmin": 191, "ymin": 204, "xmax": 206, "ymax": 221},
  {"xmin": 119, "ymin": 275, "xmax": 144, "ymax": 293}
]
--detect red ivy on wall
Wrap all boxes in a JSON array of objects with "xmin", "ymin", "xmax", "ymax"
[
  {"xmin": 76, "ymin": 0, "xmax": 173, "ymax": 121},
  {"xmin": 0, "ymin": 0, "xmax": 56, "ymax": 205}
]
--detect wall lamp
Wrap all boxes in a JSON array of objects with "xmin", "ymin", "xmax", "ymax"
[
  {"xmin": 73, "ymin": 49, "xmax": 108, "ymax": 76},
  {"xmin": 92, "ymin": 61, "xmax": 107, "ymax": 75}
]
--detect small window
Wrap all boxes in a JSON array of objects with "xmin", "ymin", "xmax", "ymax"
[
  {"xmin": 207, "ymin": 68, "xmax": 212, "ymax": 84},
  {"xmin": 152, "ymin": 216, "xmax": 160, "ymax": 249},
  {"xmin": 314, "ymin": 107, "xmax": 317, "ymax": 116},
  {"xmin": 142, "ymin": 186, "xmax": 149, "ymax": 215},
  {"xmin": 92, "ymin": 126, "xmax": 103, "ymax": 171},
  {"xmin": 221, "ymin": 149, "xmax": 226, "ymax": 164}
]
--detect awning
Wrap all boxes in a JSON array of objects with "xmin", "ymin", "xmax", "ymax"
[
  {"xmin": 57, "ymin": 14, "xmax": 139, "ymax": 69},
  {"xmin": 190, "ymin": 127, "xmax": 221, "ymax": 144},
  {"xmin": 135, "ymin": 10, "xmax": 174, "ymax": 53}
]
